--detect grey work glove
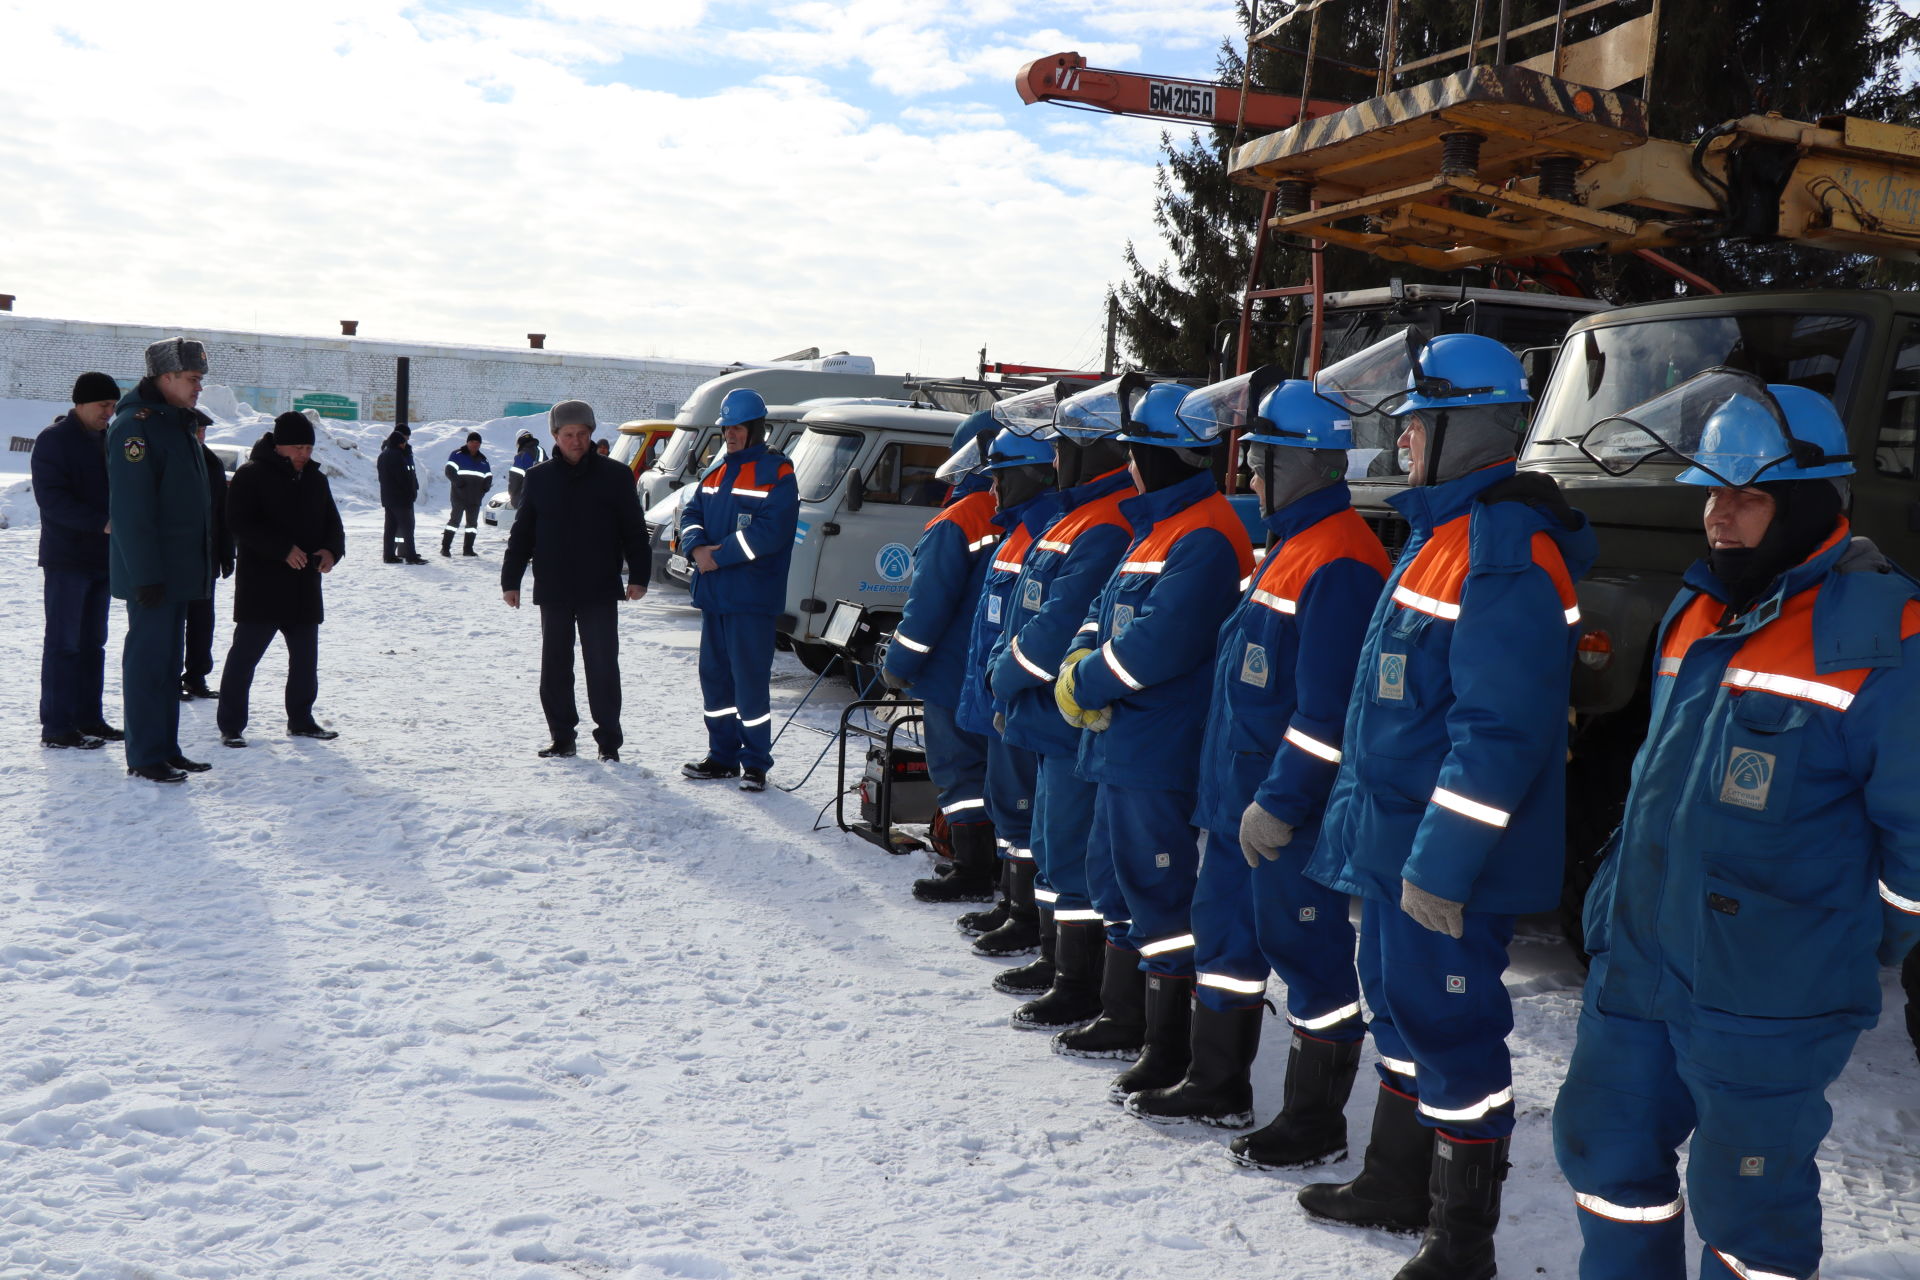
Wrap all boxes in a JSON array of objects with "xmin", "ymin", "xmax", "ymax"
[
  {"xmin": 992, "ymin": 710, "xmax": 1006, "ymax": 735},
  {"xmin": 1400, "ymin": 878, "xmax": 1465, "ymax": 939},
  {"xmin": 880, "ymin": 667, "xmax": 910, "ymax": 692},
  {"xmin": 1238, "ymin": 802, "xmax": 1295, "ymax": 868}
]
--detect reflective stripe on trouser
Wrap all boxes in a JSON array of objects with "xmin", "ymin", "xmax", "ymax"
[
  {"xmin": 1088, "ymin": 782, "xmax": 1202, "ymax": 977},
  {"xmin": 383, "ymin": 504, "xmax": 417, "ymax": 559},
  {"xmin": 984, "ymin": 735, "xmax": 1038, "ymax": 857},
  {"xmin": 445, "ymin": 497, "xmax": 480, "ymax": 531},
  {"xmin": 1190, "ymin": 829, "xmax": 1362, "ymax": 1028},
  {"xmin": 696, "ymin": 611, "xmax": 776, "ymax": 772},
  {"xmin": 1032, "ymin": 750, "xmax": 1098, "ymax": 914},
  {"xmin": 920, "ymin": 698, "xmax": 988, "ymax": 823},
  {"xmin": 1552, "ymin": 971, "xmax": 1858, "ymax": 1280},
  {"xmin": 1357, "ymin": 897, "xmax": 1518, "ymax": 1139}
]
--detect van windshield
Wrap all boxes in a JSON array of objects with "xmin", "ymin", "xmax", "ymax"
[
  {"xmin": 656, "ymin": 426, "xmax": 698, "ymax": 476},
  {"xmin": 610, "ymin": 433, "xmax": 643, "ymax": 468},
  {"xmin": 1525, "ymin": 312, "xmax": 1865, "ymax": 464},
  {"xmin": 789, "ymin": 428, "xmax": 863, "ymax": 503}
]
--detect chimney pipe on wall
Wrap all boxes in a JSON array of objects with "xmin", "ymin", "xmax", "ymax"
[
  {"xmin": 527, "ymin": 333, "xmax": 546, "ymax": 349},
  {"xmin": 0, "ymin": 295, "xmax": 14, "ymax": 312},
  {"xmin": 341, "ymin": 320, "xmax": 359, "ymax": 336}
]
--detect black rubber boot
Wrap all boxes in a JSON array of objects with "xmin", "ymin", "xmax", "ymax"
[
  {"xmin": 461, "ymin": 531, "xmax": 478, "ymax": 556},
  {"xmin": 1052, "ymin": 944, "xmax": 1147, "ymax": 1059},
  {"xmin": 972, "ymin": 860, "xmax": 1041, "ymax": 957},
  {"xmin": 956, "ymin": 864, "xmax": 1011, "ymax": 934},
  {"xmin": 1012, "ymin": 919, "xmax": 1106, "ymax": 1030},
  {"xmin": 914, "ymin": 822, "xmax": 997, "ymax": 904},
  {"xmin": 992, "ymin": 905, "xmax": 1055, "ymax": 994},
  {"xmin": 1393, "ymin": 1135, "xmax": 1510, "ymax": 1280},
  {"xmin": 1107, "ymin": 972, "xmax": 1194, "ymax": 1101},
  {"xmin": 1125, "ymin": 1001, "xmax": 1263, "ymax": 1128},
  {"xmin": 1297, "ymin": 1083, "xmax": 1436, "ymax": 1235},
  {"xmin": 440, "ymin": 530, "xmax": 453, "ymax": 557},
  {"xmin": 1231, "ymin": 1032, "xmax": 1364, "ymax": 1169}
]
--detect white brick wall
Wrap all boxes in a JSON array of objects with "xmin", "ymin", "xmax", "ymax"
[{"xmin": 0, "ymin": 314, "xmax": 730, "ymax": 425}]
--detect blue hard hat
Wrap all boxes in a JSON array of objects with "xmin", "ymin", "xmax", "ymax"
[
  {"xmin": 1249, "ymin": 379, "xmax": 1355, "ymax": 449},
  {"xmin": 1120, "ymin": 383, "xmax": 1209, "ymax": 448},
  {"xmin": 983, "ymin": 430, "xmax": 1056, "ymax": 471},
  {"xmin": 717, "ymin": 388, "xmax": 768, "ymax": 427},
  {"xmin": 1675, "ymin": 382, "xmax": 1853, "ymax": 487},
  {"xmin": 951, "ymin": 410, "xmax": 995, "ymax": 454},
  {"xmin": 1390, "ymin": 332, "xmax": 1530, "ymax": 416}
]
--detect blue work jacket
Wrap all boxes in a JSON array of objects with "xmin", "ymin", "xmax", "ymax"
[
  {"xmin": 987, "ymin": 469, "xmax": 1136, "ymax": 758},
  {"xmin": 1192, "ymin": 483, "xmax": 1390, "ymax": 836},
  {"xmin": 680, "ymin": 444, "xmax": 799, "ymax": 616},
  {"xmin": 1307, "ymin": 462, "xmax": 1596, "ymax": 915},
  {"xmin": 957, "ymin": 491, "xmax": 1064, "ymax": 737},
  {"xmin": 883, "ymin": 489, "xmax": 1000, "ymax": 709},
  {"xmin": 1584, "ymin": 527, "xmax": 1920, "ymax": 1024},
  {"xmin": 1069, "ymin": 471, "xmax": 1256, "ymax": 793}
]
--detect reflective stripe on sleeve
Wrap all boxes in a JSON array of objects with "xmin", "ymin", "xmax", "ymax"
[
  {"xmin": 1573, "ymin": 1193, "xmax": 1684, "ymax": 1224},
  {"xmin": 942, "ymin": 798, "xmax": 986, "ymax": 816},
  {"xmin": 1378, "ymin": 1055, "xmax": 1417, "ymax": 1079},
  {"xmin": 1417, "ymin": 1087, "xmax": 1514, "ymax": 1122},
  {"xmin": 892, "ymin": 632, "xmax": 932, "ymax": 654},
  {"xmin": 1288, "ymin": 1001, "xmax": 1363, "ymax": 1031},
  {"xmin": 1882, "ymin": 880, "xmax": 1920, "ymax": 915},
  {"xmin": 1198, "ymin": 972, "xmax": 1268, "ymax": 995},
  {"xmin": 1138, "ymin": 932, "xmax": 1196, "ymax": 957},
  {"xmin": 1656, "ymin": 657, "xmax": 1681, "ymax": 677},
  {"xmin": 1722, "ymin": 668, "xmax": 1855, "ymax": 711},
  {"xmin": 1101, "ymin": 641, "xmax": 1145, "ymax": 691},
  {"xmin": 1711, "ymin": 1250, "xmax": 1801, "ymax": 1280},
  {"xmin": 1565, "ymin": 604, "xmax": 1582, "ymax": 625},
  {"xmin": 1284, "ymin": 726, "xmax": 1342, "ymax": 764},
  {"xmin": 733, "ymin": 530, "xmax": 757, "ymax": 562},
  {"xmin": 1392, "ymin": 586, "xmax": 1461, "ymax": 620},
  {"xmin": 454, "ymin": 468, "xmax": 489, "ymax": 478},
  {"xmin": 968, "ymin": 535, "xmax": 999, "ymax": 553},
  {"xmin": 1431, "ymin": 786, "xmax": 1512, "ymax": 828},
  {"xmin": 1121, "ymin": 559, "xmax": 1166, "ymax": 574},
  {"xmin": 1010, "ymin": 638, "xmax": 1050, "ymax": 680}
]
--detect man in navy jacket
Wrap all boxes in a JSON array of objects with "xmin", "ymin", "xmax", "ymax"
[{"xmin": 32, "ymin": 371, "xmax": 123, "ymax": 748}]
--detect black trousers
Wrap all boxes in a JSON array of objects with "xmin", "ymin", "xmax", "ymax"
[
  {"xmin": 540, "ymin": 600, "xmax": 621, "ymax": 751},
  {"xmin": 217, "ymin": 620, "xmax": 320, "ymax": 737},
  {"xmin": 183, "ymin": 581, "xmax": 216, "ymax": 680},
  {"xmin": 383, "ymin": 504, "xmax": 417, "ymax": 560}
]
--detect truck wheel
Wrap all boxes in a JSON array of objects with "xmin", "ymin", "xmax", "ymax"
[
  {"xmin": 1561, "ymin": 691, "xmax": 1648, "ymax": 967},
  {"xmin": 792, "ymin": 641, "xmax": 839, "ymax": 678}
]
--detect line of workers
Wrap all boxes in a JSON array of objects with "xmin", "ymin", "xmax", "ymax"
[{"xmin": 879, "ymin": 333, "xmax": 1920, "ymax": 1280}]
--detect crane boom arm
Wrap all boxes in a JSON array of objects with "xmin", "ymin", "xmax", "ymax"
[{"xmin": 1016, "ymin": 51, "xmax": 1349, "ymax": 132}]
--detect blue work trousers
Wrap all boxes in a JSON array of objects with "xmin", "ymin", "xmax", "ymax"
[
  {"xmin": 985, "ymin": 735, "xmax": 1037, "ymax": 863},
  {"xmin": 1191, "ymin": 829, "xmax": 1363, "ymax": 1031},
  {"xmin": 122, "ymin": 599, "xmax": 189, "ymax": 769},
  {"xmin": 1087, "ymin": 783, "xmax": 1202, "ymax": 976},
  {"xmin": 921, "ymin": 698, "xmax": 988, "ymax": 828},
  {"xmin": 1552, "ymin": 975, "xmax": 1861, "ymax": 1280},
  {"xmin": 41, "ymin": 569, "xmax": 109, "ymax": 735},
  {"xmin": 1033, "ymin": 751, "xmax": 1098, "ymax": 918},
  {"xmin": 698, "ymin": 611, "xmax": 775, "ymax": 772},
  {"xmin": 1357, "ymin": 898, "xmax": 1518, "ymax": 1140}
]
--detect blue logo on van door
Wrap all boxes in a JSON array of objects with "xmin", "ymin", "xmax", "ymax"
[{"xmin": 876, "ymin": 543, "xmax": 912, "ymax": 583}]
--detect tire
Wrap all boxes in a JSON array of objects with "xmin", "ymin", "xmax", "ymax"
[{"xmin": 792, "ymin": 641, "xmax": 839, "ymax": 677}]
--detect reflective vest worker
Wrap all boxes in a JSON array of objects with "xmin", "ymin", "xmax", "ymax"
[
  {"xmin": 1299, "ymin": 331, "xmax": 1595, "ymax": 1280},
  {"xmin": 443, "ymin": 434, "xmax": 492, "ymax": 557},
  {"xmin": 1551, "ymin": 373, "xmax": 1920, "ymax": 1280},
  {"xmin": 1124, "ymin": 377, "xmax": 1389, "ymax": 1155},
  {"xmin": 679, "ymin": 388, "xmax": 799, "ymax": 793},
  {"xmin": 1050, "ymin": 381, "xmax": 1256, "ymax": 1104},
  {"xmin": 882, "ymin": 412, "xmax": 1004, "ymax": 905},
  {"xmin": 985, "ymin": 378, "xmax": 1137, "ymax": 1026},
  {"xmin": 509, "ymin": 430, "xmax": 546, "ymax": 508}
]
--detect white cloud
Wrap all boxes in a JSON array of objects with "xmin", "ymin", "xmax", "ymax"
[{"xmin": 0, "ymin": 1, "xmax": 1182, "ymax": 376}]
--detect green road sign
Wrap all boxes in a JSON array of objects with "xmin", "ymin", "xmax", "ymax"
[{"xmin": 293, "ymin": 392, "xmax": 360, "ymax": 420}]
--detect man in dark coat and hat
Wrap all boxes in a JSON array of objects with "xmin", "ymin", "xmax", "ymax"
[
  {"xmin": 215, "ymin": 413, "xmax": 347, "ymax": 747},
  {"xmin": 378, "ymin": 426, "xmax": 424, "ymax": 563}
]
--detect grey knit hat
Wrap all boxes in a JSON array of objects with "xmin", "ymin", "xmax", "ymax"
[
  {"xmin": 144, "ymin": 337, "xmax": 209, "ymax": 376},
  {"xmin": 549, "ymin": 399, "xmax": 595, "ymax": 432}
]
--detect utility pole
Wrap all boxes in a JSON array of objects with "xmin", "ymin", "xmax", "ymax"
[
  {"xmin": 395, "ymin": 357, "xmax": 410, "ymax": 432},
  {"xmin": 1103, "ymin": 294, "xmax": 1119, "ymax": 376}
]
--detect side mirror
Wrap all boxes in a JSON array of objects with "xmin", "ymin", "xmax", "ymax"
[
  {"xmin": 1519, "ymin": 344, "xmax": 1560, "ymax": 402},
  {"xmin": 846, "ymin": 470, "xmax": 865, "ymax": 512}
]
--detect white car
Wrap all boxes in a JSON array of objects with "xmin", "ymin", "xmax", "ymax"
[{"xmin": 482, "ymin": 490, "xmax": 516, "ymax": 531}]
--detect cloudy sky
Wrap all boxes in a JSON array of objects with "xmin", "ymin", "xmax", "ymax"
[{"xmin": 3, "ymin": 1, "xmax": 1248, "ymax": 378}]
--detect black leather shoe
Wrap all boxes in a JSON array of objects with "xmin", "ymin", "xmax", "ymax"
[
  {"xmin": 181, "ymin": 678, "xmax": 215, "ymax": 699},
  {"xmin": 221, "ymin": 734, "xmax": 248, "ymax": 748},
  {"xmin": 404, "ymin": 556, "xmax": 428, "ymax": 565},
  {"xmin": 383, "ymin": 555, "xmax": 402, "ymax": 564},
  {"xmin": 167, "ymin": 755, "xmax": 212, "ymax": 773},
  {"xmin": 129, "ymin": 762, "xmax": 188, "ymax": 783},
  {"xmin": 539, "ymin": 740, "xmax": 577, "ymax": 758},
  {"xmin": 289, "ymin": 725, "xmax": 339, "ymax": 740},
  {"xmin": 598, "ymin": 747, "xmax": 620, "ymax": 762},
  {"xmin": 78, "ymin": 722, "xmax": 124, "ymax": 742},
  {"xmin": 42, "ymin": 730, "xmax": 105, "ymax": 750},
  {"xmin": 682, "ymin": 757, "xmax": 739, "ymax": 780}
]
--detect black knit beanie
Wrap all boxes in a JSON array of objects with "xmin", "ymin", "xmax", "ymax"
[
  {"xmin": 71, "ymin": 372, "xmax": 120, "ymax": 405},
  {"xmin": 272, "ymin": 412, "xmax": 316, "ymax": 447}
]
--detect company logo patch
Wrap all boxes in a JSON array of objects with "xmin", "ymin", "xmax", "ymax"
[
  {"xmin": 1240, "ymin": 642, "xmax": 1270, "ymax": 688},
  {"xmin": 1739, "ymin": 1156, "xmax": 1765, "ymax": 1177},
  {"xmin": 1298, "ymin": 907, "xmax": 1317, "ymax": 923},
  {"xmin": 122, "ymin": 436, "xmax": 147, "ymax": 463},
  {"xmin": 1445, "ymin": 974, "xmax": 1467, "ymax": 994},
  {"xmin": 1378, "ymin": 651, "xmax": 1407, "ymax": 701},
  {"xmin": 875, "ymin": 542, "xmax": 912, "ymax": 583},
  {"xmin": 986, "ymin": 596, "xmax": 1002, "ymax": 625},
  {"xmin": 1112, "ymin": 603, "xmax": 1135, "ymax": 633},
  {"xmin": 1155, "ymin": 852, "xmax": 1171, "ymax": 869},
  {"xmin": 1719, "ymin": 747, "xmax": 1777, "ymax": 810},
  {"xmin": 736, "ymin": 513, "xmax": 752, "ymax": 532},
  {"xmin": 1021, "ymin": 579, "xmax": 1044, "ymax": 612}
]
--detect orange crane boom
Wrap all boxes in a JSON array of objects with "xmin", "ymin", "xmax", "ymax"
[{"xmin": 1016, "ymin": 51, "xmax": 1349, "ymax": 132}]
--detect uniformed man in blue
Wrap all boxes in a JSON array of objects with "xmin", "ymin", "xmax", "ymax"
[
  {"xmin": 984, "ymin": 380, "xmax": 1136, "ymax": 1020},
  {"xmin": 882, "ymin": 413, "xmax": 1004, "ymax": 904},
  {"xmin": 1298, "ymin": 332, "xmax": 1594, "ymax": 1280},
  {"xmin": 106, "ymin": 337, "xmax": 217, "ymax": 784},
  {"xmin": 442, "ymin": 433, "xmax": 492, "ymax": 557},
  {"xmin": 1553, "ymin": 372, "xmax": 1920, "ymax": 1280},
  {"xmin": 1124, "ymin": 378, "xmax": 1389, "ymax": 1156},
  {"xmin": 1051, "ymin": 382, "xmax": 1256, "ymax": 1098},
  {"xmin": 935, "ymin": 426, "xmax": 1063, "ymax": 959},
  {"xmin": 679, "ymin": 389, "xmax": 799, "ymax": 793}
]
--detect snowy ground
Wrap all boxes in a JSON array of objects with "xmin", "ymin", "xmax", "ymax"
[{"xmin": 2, "ymin": 511, "xmax": 1918, "ymax": 1280}]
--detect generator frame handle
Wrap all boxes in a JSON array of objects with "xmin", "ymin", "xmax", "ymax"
[{"xmin": 834, "ymin": 697, "xmax": 927, "ymax": 853}]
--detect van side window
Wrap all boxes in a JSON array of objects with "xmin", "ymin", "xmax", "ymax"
[
  {"xmin": 862, "ymin": 442, "xmax": 950, "ymax": 507},
  {"xmin": 1876, "ymin": 323, "xmax": 1920, "ymax": 479}
]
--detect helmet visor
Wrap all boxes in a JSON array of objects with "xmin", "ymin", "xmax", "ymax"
[
  {"xmin": 991, "ymin": 381, "xmax": 1075, "ymax": 439},
  {"xmin": 1054, "ymin": 374, "xmax": 1150, "ymax": 441},
  {"xmin": 1174, "ymin": 366, "xmax": 1285, "ymax": 444},
  {"xmin": 1316, "ymin": 330, "xmax": 1424, "ymax": 416},
  {"xmin": 1577, "ymin": 368, "xmax": 1795, "ymax": 486},
  {"xmin": 935, "ymin": 429, "xmax": 992, "ymax": 481}
]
